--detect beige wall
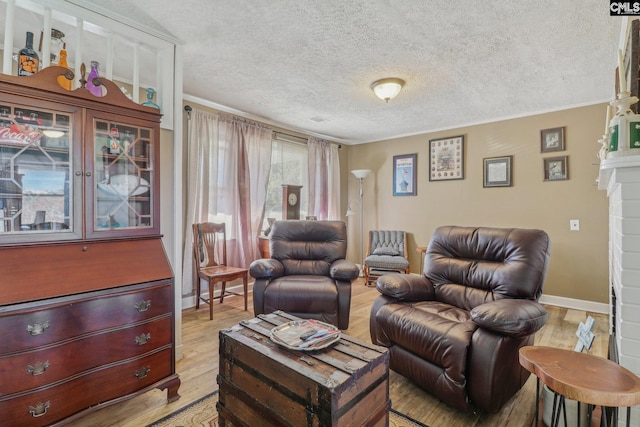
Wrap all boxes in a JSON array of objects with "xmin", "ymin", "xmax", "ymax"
[
  {"xmin": 344, "ymin": 103, "xmax": 609, "ymax": 304},
  {"xmin": 175, "ymin": 100, "xmax": 609, "ymax": 304}
]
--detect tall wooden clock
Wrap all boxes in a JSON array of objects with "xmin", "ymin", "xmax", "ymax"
[{"xmin": 282, "ymin": 184, "xmax": 303, "ymax": 219}]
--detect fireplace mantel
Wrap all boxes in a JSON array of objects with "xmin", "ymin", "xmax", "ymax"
[
  {"xmin": 598, "ymin": 155, "xmax": 640, "ymax": 191},
  {"xmin": 598, "ymin": 154, "xmax": 640, "ymax": 426}
]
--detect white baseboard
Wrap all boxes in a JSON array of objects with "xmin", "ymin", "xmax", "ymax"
[
  {"xmin": 182, "ymin": 295, "xmax": 197, "ymax": 310},
  {"xmin": 539, "ymin": 294, "xmax": 609, "ymax": 314},
  {"xmin": 182, "ymin": 282, "xmax": 251, "ymax": 310}
]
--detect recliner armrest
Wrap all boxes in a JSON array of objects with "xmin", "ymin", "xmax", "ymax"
[
  {"xmin": 376, "ymin": 273, "xmax": 435, "ymax": 301},
  {"xmin": 249, "ymin": 258, "xmax": 284, "ymax": 279},
  {"xmin": 471, "ymin": 299, "xmax": 548, "ymax": 338},
  {"xmin": 330, "ymin": 259, "xmax": 359, "ymax": 281}
]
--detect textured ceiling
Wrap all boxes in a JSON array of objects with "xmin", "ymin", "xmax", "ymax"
[{"xmin": 89, "ymin": 1, "xmax": 620, "ymax": 144}]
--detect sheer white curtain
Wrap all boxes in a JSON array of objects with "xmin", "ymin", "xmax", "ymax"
[
  {"xmin": 217, "ymin": 116, "xmax": 272, "ymax": 267},
  {"xmin": 307, "ymin": 137, "xmax": 340, "ymax": 220},
  {"xmin": 182, "ymin": 109, "xmax": 272, "ymax": 296},
  {"xmin": 182, "ymin": 110, "xmax": 219, "ymax": 296}
]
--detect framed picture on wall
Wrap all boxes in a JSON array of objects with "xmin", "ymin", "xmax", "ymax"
[
  {"xmin": 540, "ymin": 127, "xmax": 565, "ymax": 153},
  {"xmin": 483, "ymin": 156, "xmax": 512, "ymax": 187},
  {"xmin": 428, "ymin": 135, "xmax": 464, "ymax": 181},
  {"xmin": 543, "ymin": 156, "xmax": 569, "ymax": 181},
  {"xmin": 393, "ymin": 153, "xmax": 417, "ymax": 196}
]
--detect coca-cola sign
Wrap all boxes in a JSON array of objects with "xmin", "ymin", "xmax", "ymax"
[{"xmin": 0, "ymin": 121, "xmax": 42, "ymax": 146}]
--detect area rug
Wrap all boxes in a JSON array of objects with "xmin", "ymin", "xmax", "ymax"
[{"xmin": 147, "ymin": 390, "xmax": 428, "ymax": 427}]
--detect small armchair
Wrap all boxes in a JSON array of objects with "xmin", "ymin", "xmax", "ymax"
[
  {"xmin": 370, "ymin": 225, "xmax": 551, "ymax": 413},
  {"xmin": 249, "ymin": 220, "xmax": 359, "ymax": 330},
  {"xmin": 363, "ymin": 230, "xmax": 410, "ymax": 287}
]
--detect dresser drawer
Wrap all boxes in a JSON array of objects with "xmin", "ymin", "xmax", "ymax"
[
  {"xmin": 0, "ymin": 239, "xmax": 174, "ymax": 305},
  {"xmin": 0, "ymin": 281, "xmax": 172, "ymax": 354},
  {"xmin": 0, "ymin": 316, "xmax": 172, "ymax": 395},
  {"xmin": 0, "ymin": 347, "xmax": 173, "ymax": 427}
]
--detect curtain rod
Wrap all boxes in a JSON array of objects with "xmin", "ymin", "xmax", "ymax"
[
  {"xmin": 184, "ymin": 107, "xmax": 341, "ymax": 148},
  {"xmin": 273, "ymin": 131, "xmax": 342, "ymax": 149},
  {"xmin": 273, "ymin": 131, "xmax": 307, "ymax": 141}
]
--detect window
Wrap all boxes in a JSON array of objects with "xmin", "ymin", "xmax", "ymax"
[{"xmin": 263, "ymin": 139, "xmax": 308, "ymax": 229}]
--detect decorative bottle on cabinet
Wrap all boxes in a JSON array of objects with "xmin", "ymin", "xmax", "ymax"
[
  {"xmin": 56, "ymin": 45, "xmax": 72, "ymax": 90},
  {"xmin": 18, "ymin": 32, "xmax": 39, "ymax": 76},
  {"xmin": 142, "ymin": 87, "xmax": 160, "ymax": 110},
  {"xmin": 86, "ymin": 61, "xmax": 103, "ymax": 97}
]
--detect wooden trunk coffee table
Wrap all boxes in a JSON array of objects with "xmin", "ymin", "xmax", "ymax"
[{"xmin": 217, "ymin": 311, "xmax": 390, "ymax": 426}]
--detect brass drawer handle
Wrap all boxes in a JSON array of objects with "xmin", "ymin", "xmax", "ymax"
[
  {"xmin": 28, "ymin": 401, "xmax": 50, "ymax": 417},
  {"xmin": 135, "ymin": 366, "xmax": 151, "ymax": 379},
  {"xmin": 134, "ymin": 300, "xmax": 151, "ymax": 312},
  {"xmin": 135, "ymin": 333, "xmax": 151, "ymax": 345},
  {"xmin": 26, "ymin": 321, "xmax": 50, "ymax": 336},
  {"xmin": 27, "ymin": 361, "xmax": 50, "ymax": 376}
]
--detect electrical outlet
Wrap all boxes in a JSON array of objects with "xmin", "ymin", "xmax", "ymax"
[{"xmin": 570, "ymin": 219, "xmax": 580, "ymax": 231}]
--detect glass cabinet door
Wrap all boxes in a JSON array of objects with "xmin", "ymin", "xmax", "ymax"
[
  {"xmin": 90, "ymin": 114, "xmax": 155, "ymax": 236},
  {"xmin": 0, "ymin": 102, "xmax": 78, "ymax": 241}
]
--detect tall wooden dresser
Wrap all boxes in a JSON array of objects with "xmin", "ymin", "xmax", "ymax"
[{"xmin": 0, "ymin": 67, "xmax": 179, "ymax": 426}]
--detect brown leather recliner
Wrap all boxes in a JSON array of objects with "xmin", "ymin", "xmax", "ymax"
[
  {"xmin": 250, "ymin": 220, "xmax": 359, "ymax": 329},
  {"xmin": 370, "ymin": 225, "xmax": 551, "ymax": 413}
]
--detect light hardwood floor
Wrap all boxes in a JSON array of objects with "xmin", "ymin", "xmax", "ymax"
[{"xmin": 66, "ymin": 279, "xmax": 609, "ymax": 427}]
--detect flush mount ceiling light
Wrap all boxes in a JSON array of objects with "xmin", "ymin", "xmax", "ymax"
[{"xmin": 370, "ymin": 78, "xmax": 405, "ymax": 103}]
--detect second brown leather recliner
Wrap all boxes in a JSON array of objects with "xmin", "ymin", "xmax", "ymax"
[
  {"xmin": 370, "ymin": 225, "xmax": 551, "ymax": 413},
  {"xmin": 249, "ymin": 220, "xmax": 359, "ymax": 330}
]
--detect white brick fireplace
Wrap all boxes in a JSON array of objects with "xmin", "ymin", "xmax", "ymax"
[{"xmin": 599, "ymin": 155, "xmax": 640, "ymax": 426}]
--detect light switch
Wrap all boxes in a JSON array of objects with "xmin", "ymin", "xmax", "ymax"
[{"xmin": 570, "ymin": 219, "xmax": 580, "ymax": 231}]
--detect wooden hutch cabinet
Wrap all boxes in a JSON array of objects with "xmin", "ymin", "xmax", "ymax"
[{"xmin": 0, "ymin": 67, "xmax": 180, "ymax": 426}]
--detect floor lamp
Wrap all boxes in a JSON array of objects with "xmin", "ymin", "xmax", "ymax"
[{"xmin": 351, "ymin": 169, "xmax": 371, "ymax": 276}]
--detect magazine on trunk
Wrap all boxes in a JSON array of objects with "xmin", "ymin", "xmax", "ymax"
[{"xmin": 270, "ymin": 319, "xmax": 341, "ymax": 350}]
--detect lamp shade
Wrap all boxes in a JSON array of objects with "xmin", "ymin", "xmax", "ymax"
[
  {"xmin": 370, "ymin": 78, "xmax": 405, "ymax": 102},
  {"xmin": 43, "ymin": 129, "xmax": 65, "ymax": 138},
  {"xmin": 351, "ymin": 169, "xmax": 371, "ymax": 179}
]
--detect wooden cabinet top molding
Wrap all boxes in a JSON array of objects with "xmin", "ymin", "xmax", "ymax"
[{"xmin": 0, "ymin": 66, "xmax": 161, "ymax": 121}]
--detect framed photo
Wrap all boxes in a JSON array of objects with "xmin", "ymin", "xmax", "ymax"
[
  {"xmin": 543, "ymin": 156, "xmax": 569, "ymax": 181},
  {"xmin": 393, "ymin": 153, "xmax": 417, "ymax": 196},
  {"xmin": 429, "ymin": 135, "xmax": 464, "ymax": 181},
  {"xmin": 483, "ymin": 156, "xmax": 512, "ymax": 187},
  {"xmin": 540, "ymin": 127, "xmax": 565, "ymax": 153}
]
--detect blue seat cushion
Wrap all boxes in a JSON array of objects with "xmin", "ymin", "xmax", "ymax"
[{"xmin": 364, "ymin": 254, "xmax": 409, "ymax": 271}]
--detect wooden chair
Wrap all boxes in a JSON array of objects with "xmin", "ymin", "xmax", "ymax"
[{"xmin": 192, "ymin": 222, "xmax": 248, "ymax": 320}]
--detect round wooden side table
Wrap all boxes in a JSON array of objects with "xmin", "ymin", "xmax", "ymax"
[{"xmin": 519, "ymin": 346, "xmax": 640, "ymax": 427}]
